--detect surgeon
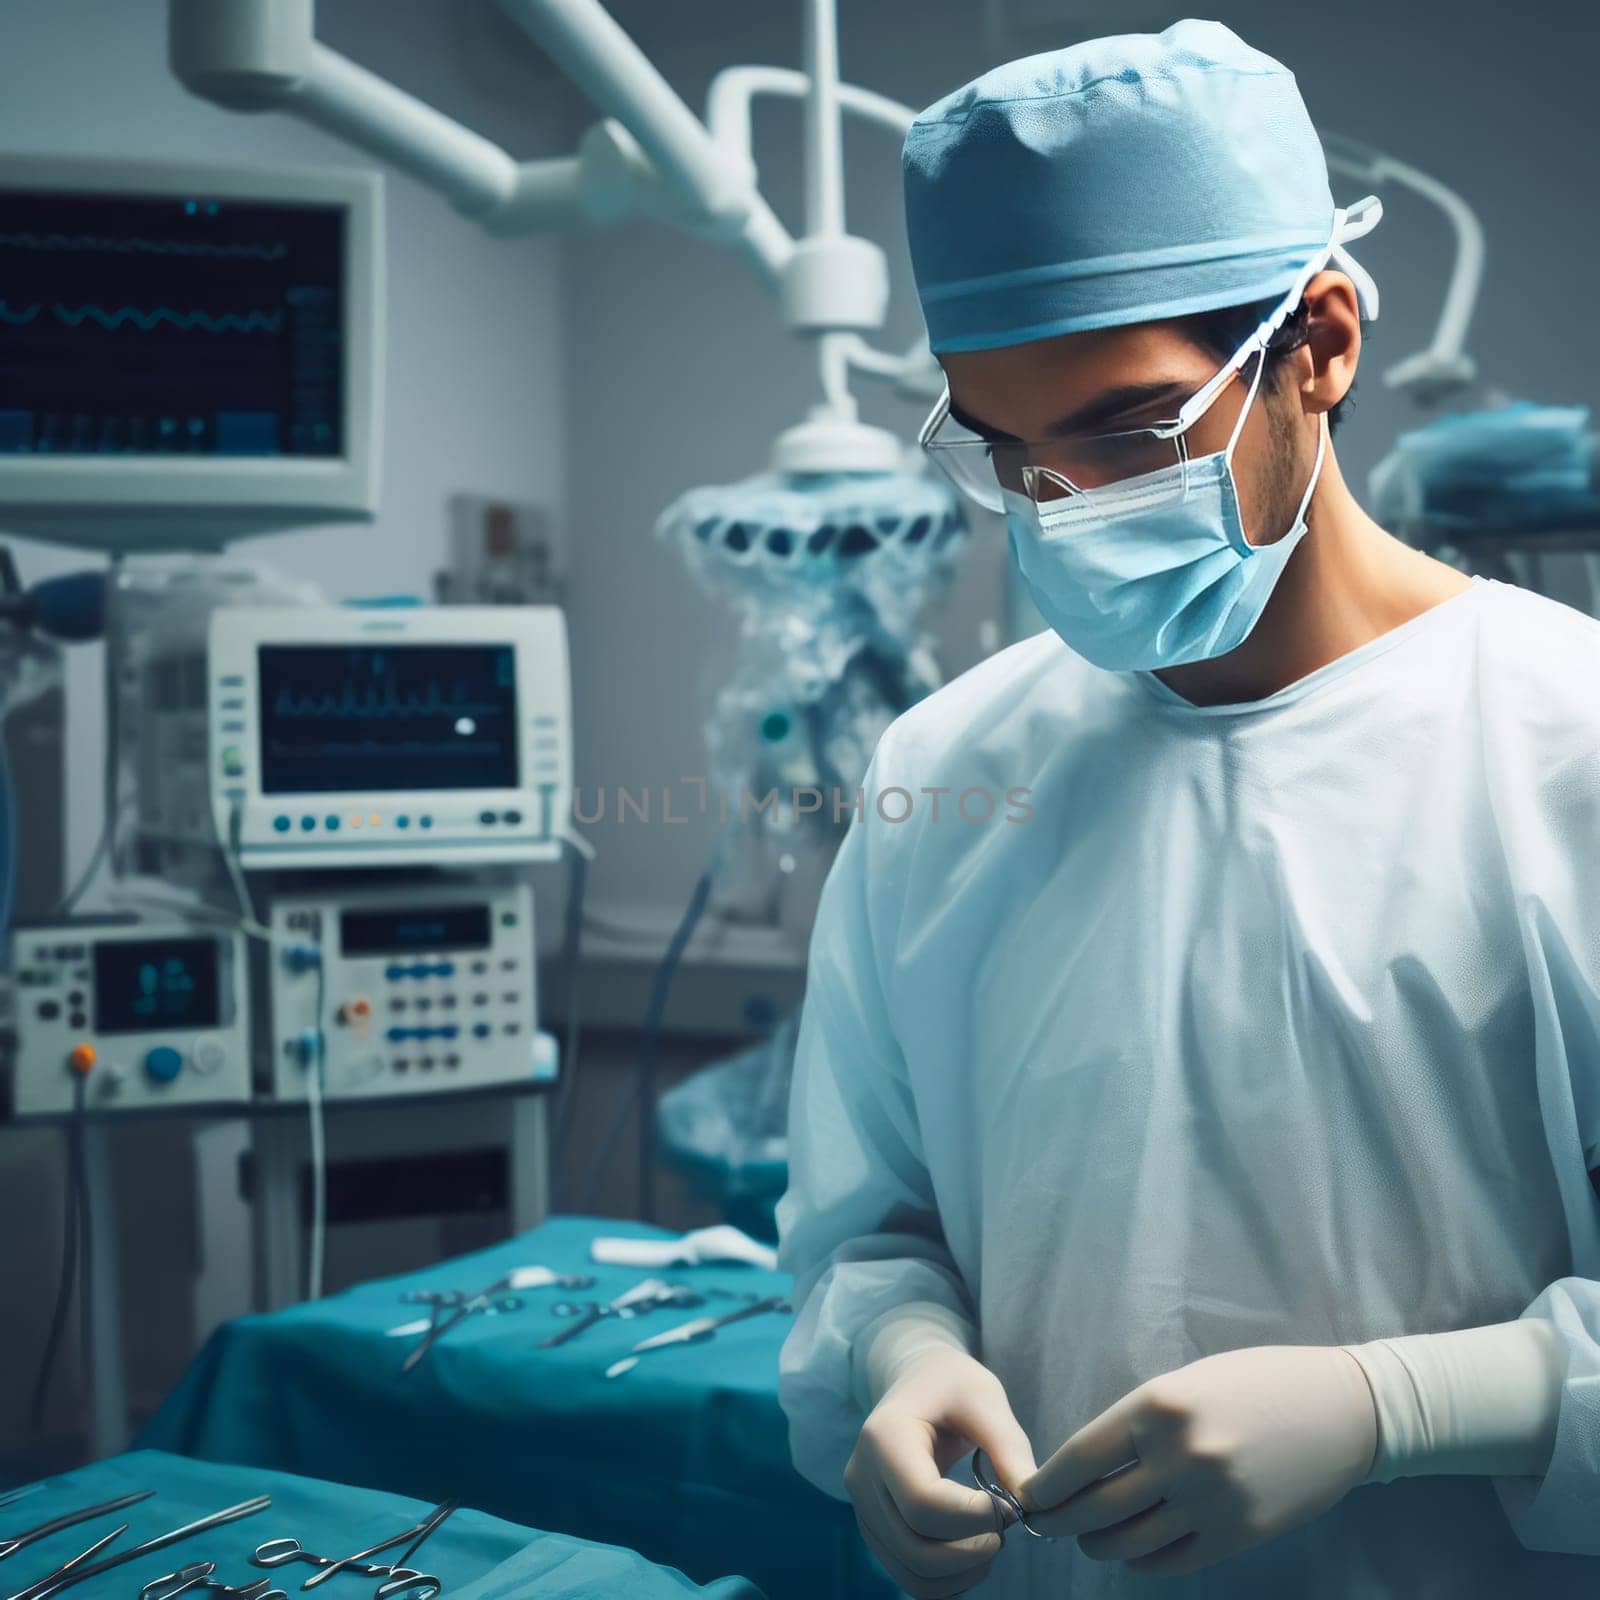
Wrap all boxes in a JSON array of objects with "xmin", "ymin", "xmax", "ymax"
[{"xmin": 777, "ymin": 19, "xmax": 1600, "ymax": 1599}]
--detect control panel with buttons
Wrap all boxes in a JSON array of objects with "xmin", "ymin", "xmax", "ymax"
[
  {"xmin": 261, "ymin": 879, "xmax": 539, "ymax": 1101},
  {"xmin": 11, "ymin": 920, "xmax": 251, "ymax": 1115}
]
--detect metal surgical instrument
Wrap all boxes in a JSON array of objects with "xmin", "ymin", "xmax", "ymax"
[
  {"xmin": 250, "ymin": 1544, "xmax": 437, "ymax": 1600},
  {"xmin": 140, "ymin": 1560, "xmax": 286, "ymax": 1600},
  {"xmin": 970, "ymin": 1449, "xmax": 1052, "ymax": 1541},
  {"xmin": 251, "ymin": 1543, "xmax": 439, "ymax": 1600},
  {"xmin": 7, "ymin": 1495, "xmax": 272, "ymax": 1600},
  {"xmin": 393, "ymin": 1268, "xmax": 596, "ymax": 1366},
  {"xmin": 0, "ymin": 1488, "xmax": 155, "ymax": 1562},
  {"xmin": 301, "ymin": 1496, "xmax": 456, "ymax": 1591},
  {"xmin": 604, "ymin": 1294, "xmax": 793, "ymax": 1378},
  {"xmin": 539, "ymin": 1279, "xmax": 702, "ymax": 1349}
]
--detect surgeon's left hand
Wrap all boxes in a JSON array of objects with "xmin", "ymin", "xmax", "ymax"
[{"xmin": 1019, "ymin": 1345, "xmax": 1378, "ymax": 1577}]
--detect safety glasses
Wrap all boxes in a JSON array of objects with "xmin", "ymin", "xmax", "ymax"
[
  {"xmin": 918, "ymin": 341, "xmax": 1263, "ymax": 514},
  {"xmin": 920, "ymin": 199, "xmax": 1381, "ymax": 515}
]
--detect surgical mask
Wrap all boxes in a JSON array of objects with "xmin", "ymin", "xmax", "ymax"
[{"xmin": 1003, "ymin": 358, "xmax": 1328, "ymax": 672}]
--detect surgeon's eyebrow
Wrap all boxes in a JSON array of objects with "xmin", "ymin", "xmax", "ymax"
[
  {"xmin": 949, "ymin": 379, "xmax": 1196, "ymax": 443},
  {"xmin": 1042, "ymin": 380, "xmax": 1195, "ymax": 437}
]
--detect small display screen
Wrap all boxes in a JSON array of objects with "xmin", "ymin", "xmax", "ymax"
[
  {"xmin": 341, "ymin": 904, "xmax": 491, "ymax": 956},
  {"xmin": 93, "ymin": 937, "xmax": 222, "ymax": 1035},
  {"xmin": 257, "ymin": 643, "xmax": 519, "ymax": 794},
  {"xmin": 0, "ymin": 189, "xmax": 344, "ymax": 457}
]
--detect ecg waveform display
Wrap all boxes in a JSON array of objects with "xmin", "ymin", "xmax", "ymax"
[
  {"xmin": 0, "ymin": 190, "xmax": 343, "ymax": 457},
  {"xmin": 258, "ymin": 644, "xmax": 520, "ymax": 795}
]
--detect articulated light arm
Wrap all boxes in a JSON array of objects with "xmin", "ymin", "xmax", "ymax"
[
  {"xmin": 1323, "ymin": 131, "xmax": 1485, "ymax": 404},
  {"xmin": 707, "ymin": 63, "xmax": 942, "ymax": 402},
  {"xmin": 169, "ymin": 0, "xmax": 935, "ymax": 472},
  {"xmin": 168, "ymin": 0, "xmax": 794, "ymax": 281},
  {"xmin": 495, "ymin": 0, "xmax": 793, "ymax": 279}
]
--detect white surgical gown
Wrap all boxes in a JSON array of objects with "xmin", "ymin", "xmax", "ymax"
[{"xmin": 778, "ymin": 576, "xmax": 1600, "ymax": 1597}]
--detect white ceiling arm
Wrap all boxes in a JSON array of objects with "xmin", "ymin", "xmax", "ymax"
[
  {"xmin": 804, "ymin": 0, "xmax": 844, "ymax": 238},
  {"xmin": 296, "ymin": 45, "xmax": 551, "ymax": 220},
  {"xmin": 1323, "ymin": 132, "xmax": 1484, "ymax": 403},
  {"xmin": 497, "ymin": 0, "xmax": 791, "ymax": 268},
  {"xmin": 706, "ymin": 65, "xmax": 932, "ymax": 402},
  {"xmin": 707, "ymin": 68, "xmax": 918, "ymax": 166},
  {"xmin": 169, "ymin": 0, "xmax": 791, "ymax": 280},
  {"xmin": 172, "ymin": 0, "xmax": 574, "ymax": 225}
]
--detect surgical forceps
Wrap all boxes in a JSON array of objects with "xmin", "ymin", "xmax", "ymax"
[
  {"xmin": 0, "ymin": 1488, "xmax": 154, "ymax": 1563},
  {"xmin": 254, "ymin": 1497, "xmax": 455, "ymax": 1599},
  {"xmin": 539, "ymin": 1279, "xmax": 703, "ymax": 1349},
  {"xmin": 394, "ymin": 1269, "xmax": 596, "ymax": 1370},
  {"xmin": 140, "ymin": 1561, "xmax": 285, "ymax": 1600},
  {"xmin": 249, "ymin": 1545, "xmax": 436, "ymax": 1600},
  {"xmin": 6, "ymin": 1494, "xmax": 271, "ymax": 1600}
]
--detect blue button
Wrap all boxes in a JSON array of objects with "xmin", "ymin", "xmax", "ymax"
[
  {"xmin": 436, "ymin": 962, "xmax": 456, "ymax": 978},
  {"xmin": 325, "ymin": 815, "xmax": 341, "ymax": 831},
  {"xmin": 396, "ymin": 815, "xmax": 410, "ymax": 829},
  {"xmin": 144, "ymin": 1045, "xmax": 183, "ymax": 1083},
  {"xmin": 385, "ymin": 964, "xmax": 405, "ymax": 982},
  {"xmin": 300, "ymin": 815, "xmax": 316, "ymax": 832},
  {"xmin": 479, "ymin": 810, "xmax": 498, "ymax": 826},
  {"xmin": 409, "ymin": 964, "xmax": 432, "ymax": 980},
  {"xmin": 472, "ymin": 1023, "xmax": 491, "ymax": 1039},
  {"xmin": 419, "ymin": 816, "xmax": 433, "ymax": 830},
  {"xmin": 273, "ymin": 814, "xmax": 291, "ymax": 833},
  {"xmin": 440, "ymin": 1024, "xmax": 460, "ymax": 1041},
  {"xmin": 386, "ymin": 1026, "xmax": 411, "ymax": 1043}
]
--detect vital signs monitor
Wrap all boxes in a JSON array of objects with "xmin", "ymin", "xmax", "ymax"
[
  {"xmin": 0, "ymin": 155, "xmax": 381, "ymax": 550},
  {"xmin": 138, "ymin": 605, "xmax": 572, "ymax": 872}
]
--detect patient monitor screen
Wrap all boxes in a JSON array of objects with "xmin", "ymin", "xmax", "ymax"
[
  {"xmin": 93, "ymin": 937, "xmax": 222, "ymax": 1035},
  {"xmin": 258, "ymin": 643, "xmax": 520, "ymax": 794},
  {"xmin": 0, "ymin": 189, "xmax": 343, "ymax": 457}
]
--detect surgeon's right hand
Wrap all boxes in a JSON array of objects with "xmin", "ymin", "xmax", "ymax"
[{"xmin": 845, "ymin": 1345, "xmax": 1037, "ymax": 1598}]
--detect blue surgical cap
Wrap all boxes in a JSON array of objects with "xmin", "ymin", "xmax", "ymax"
[{"xmin": 904, "ymin": 19, "xmax": 1357, "ymax": 354}]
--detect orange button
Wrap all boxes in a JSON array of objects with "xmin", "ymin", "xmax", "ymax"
[
  {"xmin": 338, "ymin": 997, "xmax": 373, "ymax": 1026},
  {"xmin": 67, "ymin": 1043, "xmax": 96, "ymax": 1075}
]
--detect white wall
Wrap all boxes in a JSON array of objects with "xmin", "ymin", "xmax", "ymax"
[{"xmin": 0, "ymin": 0, "xmax": 573, "ymax": 1450}]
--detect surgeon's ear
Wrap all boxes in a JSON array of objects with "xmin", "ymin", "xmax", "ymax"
[{"xmin": 1298, "ymin": 269, "xmax": 1362, "ymax": 418}]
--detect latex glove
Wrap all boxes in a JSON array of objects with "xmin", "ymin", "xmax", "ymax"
[
  {"xmin": 1021, "ymin": 1345, "xmax": 1377, "ymax": 1578},
  {"xmin": 846, "ymin": 1321, "xmax": 1037, "ymax": 1599},
  {"xmin": 1342, "ymin": 1317, "xmax": 1565, "ymax": 1481}
]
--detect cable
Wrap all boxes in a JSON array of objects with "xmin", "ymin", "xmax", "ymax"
[
  {"xmin": 280, "ymin": 936, "xmax": 329, "ymax": 1304},
  {"xmin": 550, "ymin": 837, "xmax": 589, "ymax": 1207},
  {"xmin": 0, "ymin": 704, "xmax": 15, "ymax": 961},
  {"xmin": 581, "ymin": 843, "xmax": 722, "ymax": 1219},
  {"xmin": 56, "ymin": 554, "xmax": 123, "ymax": 916},
  {"xmin": 222, "ymin": 797, "xmax": 259, "ymax": 935},
  {"xmin": 306, "ymin": 951, "xmax": 327, "ymax": 1302},
  {"xmin": 73, "ymin": 1078, "xmax": 92, "ymax": 1407},
  {"xmin": 31, "ymin": 1076, "xmax": 84, "ymax": 1433}
]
